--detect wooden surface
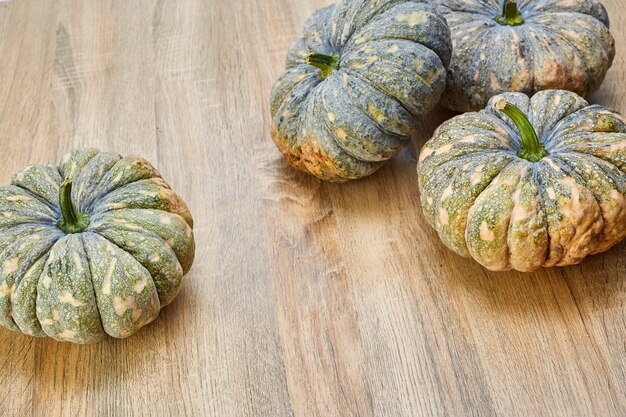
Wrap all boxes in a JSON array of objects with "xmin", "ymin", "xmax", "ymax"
[{"xmin": 0, "ymin": 0, "xmax": 624, "ymax": 416}]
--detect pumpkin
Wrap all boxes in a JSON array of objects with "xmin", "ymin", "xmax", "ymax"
[
  {"xmin": 0, "ymin": 148, "xmax": 195, "ymax": 343},
  {"xmin": 270, "ymin": 0, "xmax": 452, "ymax": 182},
  {"xmin": 433, "ymin": 0, "xmax": 615, "ymax": 112},
  {"xmin": 417, "ymin": 89, "xmax": 626, "ymax": 272}
]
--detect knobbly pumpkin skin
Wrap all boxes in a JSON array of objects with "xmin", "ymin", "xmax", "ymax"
[
  {"xmin": 270, "ymin": 0, "xmax": 452, "ymax": 182},
  {"xmin": 434, "ymin": 0, "xmax": 615, "ymax": 112},
  {"xmin": 418, "ymin": 90, "xmax": 626, "ymax": 272},
  {"xmin": 0, "ymin": 148, "xmax": 195, "ymax": 343}
]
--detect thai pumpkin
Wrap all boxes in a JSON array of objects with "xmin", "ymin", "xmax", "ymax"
[
  {"xmin": 270, "ymin": 0, "xmax": 452, "ymax": 182},
  {"xmin": 0, "ymin": 148, "xmax": 195, "ymax": 343},
  {"xmin": 433, "ymin": 0, "xmax": 615, "ymax": 112},
  {"xmin": 418, "ymin": 90, "xmax": 626, "ymax": 272}
]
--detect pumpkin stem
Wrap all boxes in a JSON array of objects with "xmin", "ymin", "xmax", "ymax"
[
  {"xmin": 306, "ymin": 53, "xmax": 340, "ymax": 80},
  {"xmin": 495, "ymin": 0, "xmax": 524, "ymax": 26},
  {"xmin": 57, "ymin": 180, "xmax": 90, "ymax": 234},
  {"xmin": 495, "ymin": 101, "xmax": 548, "ymax": 162}
]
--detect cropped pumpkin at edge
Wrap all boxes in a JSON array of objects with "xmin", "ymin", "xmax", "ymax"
[
  {"xmin": 270, "ymin": 0, "xmax": 452, "ymax": 182},
  {"xmin": 0, "ymin": 148, "xmax": 195, "ymax": 344},
  {"xmin": 417, "ymin": 89, "xmax": 626, "ymax": 272},
  {"xmin": 433, "ymin": 0, "xmax": 615, "ymax": 112}
]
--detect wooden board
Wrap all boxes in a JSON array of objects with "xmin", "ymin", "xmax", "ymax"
[{"xmin": 0, "ymin": 0, "xmax": 624, "ymax": 415}]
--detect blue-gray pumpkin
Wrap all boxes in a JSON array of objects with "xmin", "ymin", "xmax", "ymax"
[
  {"xmin": 270, "ymin": 0, "xmax": 452, "ymax": 182},
  {"xmin": 0, "ymin": 148, "xmax": 195, "ymax": 343},
  {"xmin": 418, "ymin": 90, "xmax": 626, "ymax": 272},
  {"xmin": 434, "ymin": 0, "xmax": 615, "ymax": 112}
]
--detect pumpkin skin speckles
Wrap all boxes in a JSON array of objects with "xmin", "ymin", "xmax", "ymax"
[
  {"xmin": 418, "ymin": 90, "xmax": 626, "ymax": 272},
  {"xmin": 270, "ymin": 0, "xmax": 452, "ymax": 182},
  {"xmin": 0, "ymin": 148, "xmax": 195, "ymax": 343},
  {"xmin": 434, "ymin": 0, "xmax": 615, "ymax": 111}
]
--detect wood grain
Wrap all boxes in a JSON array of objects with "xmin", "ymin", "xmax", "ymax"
[{"xmin": 0, "ymin": 0, "xmax": 624, "ymax": 416}]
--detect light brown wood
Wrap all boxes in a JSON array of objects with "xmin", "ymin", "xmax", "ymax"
[{"xmin": 0, "ymin": 0, "xmax": 624, "ymax": 415}]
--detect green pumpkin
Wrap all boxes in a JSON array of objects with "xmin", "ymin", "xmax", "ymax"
[
  {"xmin": 434, "ymin": 0, "xmax": 615, "ymax": 112},
  {"xmin": 270, "ymin": 0, "xmax": 452, "ymax": 182},
  {"xmin": 0, "ymin": 148, "xmax": 195, "ymax": 343},
  {"xmin": 418, "ymin": 90, "xmax": 626, "ymax": 272}
]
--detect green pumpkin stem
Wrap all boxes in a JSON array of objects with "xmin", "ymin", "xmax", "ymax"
[
  {"xmin": 306, "ymin": 53, "xmax": 340, "ymax": 80},
  {"xmin": 495, "ymin": 101, "xmax": 548, "ymax": 162},
  {"xmin": 495, "ymin": 0, "xmax": 524, "ymax": 26},
  {"xmin": 58, "ymin": 180, "xmax": 90, "ymax": 234}
]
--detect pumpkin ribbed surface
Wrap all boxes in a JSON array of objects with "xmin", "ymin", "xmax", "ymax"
[
  {"xmin": 271, "ymin": 0, "xmax": 452, "ymax": 182},
  {"xmin": 434, "ymin": 0, "xmax": 615, "ymax": 111},
  {"xmin": 418, "ymin": 90, "xmax": 626, "ymax": 272},
  {"xmin": 0, "ymin": 148, "xmax": 195, "ymax": 343}
]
